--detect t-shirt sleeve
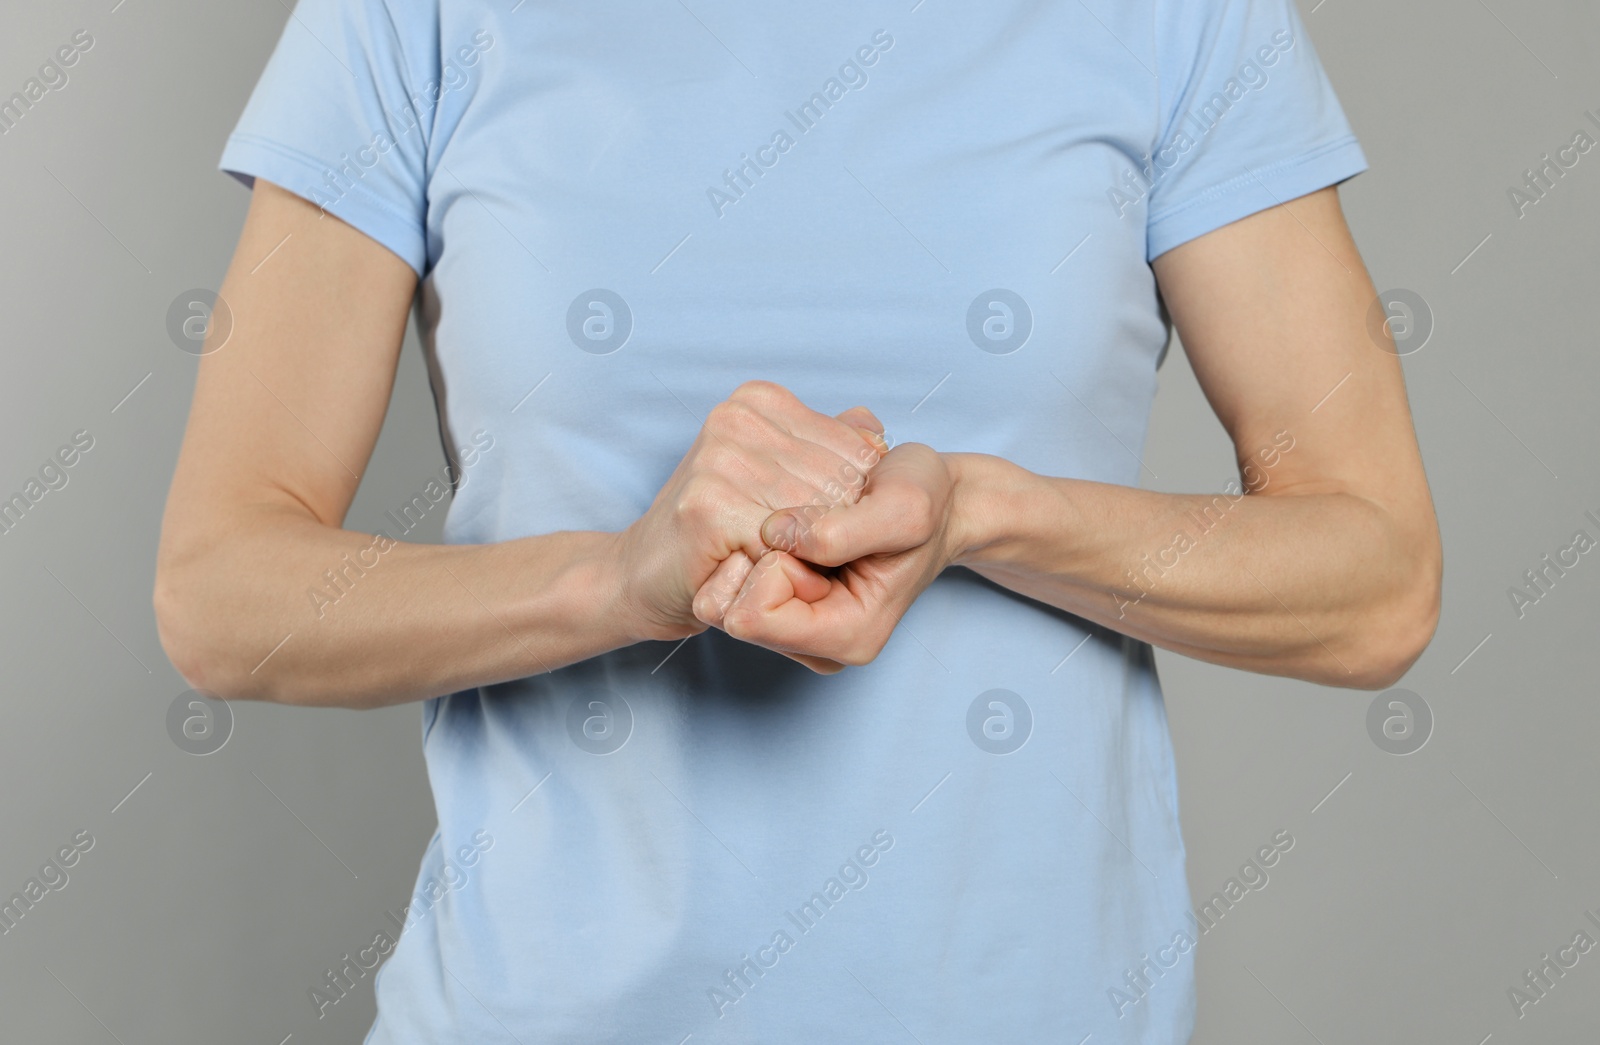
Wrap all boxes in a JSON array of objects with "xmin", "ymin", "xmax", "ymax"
[
  {"xmin": 219, "ymin": 0, "xmax": 436, "ymax": 276},
  {"xmin": 1143, "ymin": 0, "xmax": 1367, "ymax": 261}
]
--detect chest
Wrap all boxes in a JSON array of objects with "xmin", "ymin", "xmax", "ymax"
[{"xmin": 416, "ymin": 2, "xmax": 1170, "ymax": 495}]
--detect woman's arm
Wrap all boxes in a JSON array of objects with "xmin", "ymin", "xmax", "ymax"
[
  {"xmin": 713, "ymin": 187, "xmax": 1442, "ymax": 689},
  {"xmin": 956, "ymin": 186, "xmax": 1440, "ymax": 688},
  {"xmin": 153, "ymin": 181, "xmax": 885, "ymax": 708},
  {"xmin": 153, "ymin": 180, "xmax": 625, "ymax": 709}
]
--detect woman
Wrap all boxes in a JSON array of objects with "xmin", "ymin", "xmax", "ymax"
[{"xmin": 155, "ymin": 0, "xmax": 1441, "ymax": 1040}]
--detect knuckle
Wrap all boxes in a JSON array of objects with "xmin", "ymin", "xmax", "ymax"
[
  {"xmin": 797, "ymin": 500, "xmax": 832, "ymax": 532},
  {"xmin": 790, "ymin": 504, "xmax": 830, "ymax": 551},
  {"xmin": 672, "ymin": 474, "xmax": 720, "ymax": 524},
  {"xmin": 837, "ymin": 460, "xmax": 868, "ymax": 497},
  {"xmin": 837, "ymin": 640, "xmax": 879, "ymax": 667},
  {"xmin": 706, "ymin": 400, "xmax": 760, "ymax": 442},
  {"xmin": 691, "ymin": 587, "xmax": 725, "ymax": 625},
  {"xmin": 722, "ymin": 606, "xmax": 761, "ymax": 641},
  {"xmin": 809, "ymin": 518, "xmax": 847, "ymax": 563},
  {"xmin": 670, "ymin": 496, "xmax": 700, "ymax": 526},
  {"xmin": 732, "ymin": 379, "xmax": 788, "ymax": 407},
  {"xmin": 704, "ymin": 400, "xmax": 738, "ymax": 433}
]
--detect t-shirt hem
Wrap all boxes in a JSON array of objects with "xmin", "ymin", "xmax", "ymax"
[
  {"xmin": 1145, "ymin": 136, "xmax": 1367, "ymax": 261},
  {"xmin": 219, "ymin": 132, "xmax": 427, "ymax": 277}
]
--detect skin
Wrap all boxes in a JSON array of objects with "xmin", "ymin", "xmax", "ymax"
[
  {"xmin": 154, "ymin": 179, "xmax": 1440, "ymax": 706},
  {"xmin": 710, "ymin": 187, "xmax": 1442, "ymax": 687},
  {"xmin": 153, "ymin": 179, "xmax": 884, "ymax": 705}
]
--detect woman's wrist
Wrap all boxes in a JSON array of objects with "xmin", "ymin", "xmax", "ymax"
[
  {"xmin": 591, "ymin": 526, "xmax": 659, "ymax": 647},
  {"xmin": 943, "ymin": 452, "xmax": 1034, "ymax": 568},
  {"xmin": 507, "ymin": 528, "xmax": 657, "ymax": 664},
  {"xmin": 593, "ymin": 525, "xmax": 711, "ymax": 647}
]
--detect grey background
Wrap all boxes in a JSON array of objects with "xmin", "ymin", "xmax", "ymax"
[{"xmin": 1, "ymin": 0, "xmax": 1596, "ymax": 1041}]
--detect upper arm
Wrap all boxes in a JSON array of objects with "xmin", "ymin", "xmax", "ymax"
[
  {"xmin": 1150, "ymin": 186, "xmax": 1437, "ymax": 550},
  {"xmin": 158, "ymin": 179, "xmax": 418, "ymax": 566}
]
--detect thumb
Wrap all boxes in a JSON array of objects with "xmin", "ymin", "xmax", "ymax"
[{"xmin": 760, "ymin": 483, "xmax": 928, "ymax": 568}]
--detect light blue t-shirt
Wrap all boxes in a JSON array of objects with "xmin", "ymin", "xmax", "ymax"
[{"xmin": 221, "ymin": 1, "xmax": 1365, "ymax": 1040}]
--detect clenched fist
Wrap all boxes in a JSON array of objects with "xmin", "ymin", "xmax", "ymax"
[{"xmin": 610, "ymin": 381, "xmax": 887, "ymax": 650}]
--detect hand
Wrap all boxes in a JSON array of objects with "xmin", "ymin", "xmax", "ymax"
[
  {"xmin": 701, "ymin": 442, "xmax": 964, "ymax": 672},
  {"xmin": 611, "ymin": 381, "xmax": 887, "ymax": 645}
]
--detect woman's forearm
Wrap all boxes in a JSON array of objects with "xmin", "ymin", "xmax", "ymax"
[
  {"xmin": 946, "ymin": 452, "xmax": 1441, "ymax": 688},
  {"xmin": 154, "ymin": 507, "xmax": 635, "ymax": 709}
]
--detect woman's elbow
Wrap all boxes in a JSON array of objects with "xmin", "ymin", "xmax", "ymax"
[
  {"xmin": 1344, "ymin": 539, "xmax": 1443, "ymax": 690},
  {"xmin": 153, "ymin": 558, "xmax": 284, "ymax": 705}
]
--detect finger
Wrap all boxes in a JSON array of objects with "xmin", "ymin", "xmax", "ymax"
[
  {"xmin": 680, "ymin": 442, "xmax": 845, "ymax": 569},
  {"xmin": 835, "ymin": 407, "xmax": 890, "ymax": 455},
  {"xmin": 766, "ymin": 395, "xmax": 883, "ymax": 469},
  {"xmin": 727, "ymin": 381, "xmax": 885, "ymax": 476},
  {"xmin": 733, "ymin": 545, "xmax": 832, "ymax": 606},
  {"xmin": 720, "ymin": 552, "xmax": 845, "ymax": 672},
  {"xmin": 692, "ymin": 550, "xmax": 756, "ymax": 626},
  {"xmin": 776, "ymin": 649, "xmax": 848, "ymax": 674},
  {"xmin": 677, "ymin": 469, "xmax": 787, "ymax": 568},
  {"xmin": 760, "ymin": 480, "xmax": 931, "ymax": 568},
  {"xmin": 687, "ymin": 397, "xmax": 883, "ymax": 576},
  {"xmin": 707, "ymin": 403, "xmax": 875, "ymax": 512},
  {"xmin": 726, "ymin": 550, "xmax": 825, "ymax": 640},
  {"xmin": 725, "ymin": 551, "xmax": 861, "ymax": 664},
  {"xmin": 851, "ymin": 424, "xmax": 891, "ymax": 457},
  {"xmin": 834, "ymin": 404, "xmax": 885, "ymax": 435},
  {"xmin": 767, "ymin": 440, "xmax": 875, "ymax": 511}
]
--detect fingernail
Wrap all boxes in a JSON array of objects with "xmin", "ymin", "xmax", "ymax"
[
  {"xmin": 764, "ymin": 513, "xmax": 798, "ymax": 551},
  {"xmin": 855, "ymin": 425, "xmax": 887, "ymax": 452}
]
